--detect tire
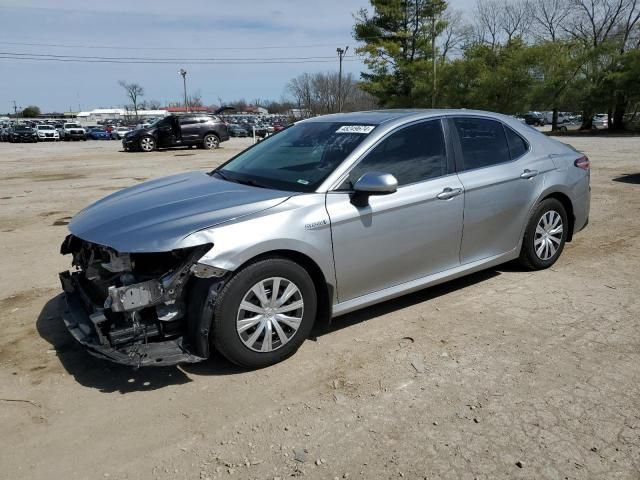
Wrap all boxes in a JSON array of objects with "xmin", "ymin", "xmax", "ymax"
[
  {"xmin": 212, "ymin": 257, "xmax": 317, "ymax": 368},
  {"xmin": 139, "ymin": 135, "xmax": 156, "ymax": 152},
  {"xmin": 519, "ymin": 198, "xmax": 568, "ymax": 270},
  {"xmin": 202, "ymin": 133, "xmax": 220, "ymax": 150},
  {"xmin": 559, "ymin": 126, "xmax": 568, "ymax": 132}
]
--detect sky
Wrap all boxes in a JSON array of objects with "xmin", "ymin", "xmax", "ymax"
[{"xmin": 0, "ymin": 0, "xmax": 475, "ymax": 113}]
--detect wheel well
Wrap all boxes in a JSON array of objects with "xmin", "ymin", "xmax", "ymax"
[
  {"xmin": 203, "ymin": 131, "xmax": 220, "ymax": 139},
  {"xmin": 238, "ymin": 250, "xmax": 333, "ymax": 327},
  {"xmin": 542, "ymin": 192, "xmax": 575, "ymax": 242}
]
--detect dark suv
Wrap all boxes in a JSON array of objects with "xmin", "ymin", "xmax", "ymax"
[{"xmin": 123, "ymin": 114, "xmax": 229, "ymax": 152}]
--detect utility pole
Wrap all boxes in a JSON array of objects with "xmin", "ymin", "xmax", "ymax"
[
  {"xmin": 336, "ymin": 46, "xmax": 349, "ymax": 113},
  {"xmin": 431, "ymin": 15, "xmax": 437, "ymax": 108},
  {"xmin": 179, "ymin": 69, "xmax": 188, "ymax": 112},
  {"xmin": 12, "ymin": 100, "xmax": 18, "ymax": 118}
]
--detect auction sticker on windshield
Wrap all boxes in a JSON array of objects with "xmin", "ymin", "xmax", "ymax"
[{"xmin": 336, "ymin": 125, "xmax": 375, "ymax": 134}]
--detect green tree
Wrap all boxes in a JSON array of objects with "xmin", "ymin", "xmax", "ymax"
[
  {"xmin": 354, "ymin": 0, "xmax": 448, "ymax": 107},
  {"xmin": 439, "ymin": 39, "xmax": 536, "ymax": 113},
  {"xmin": 21, "ymin": 105, "xmax": 40, "ymax": 118},
  {"xmin": 527, "ymin": 41, "xmax": 587, "ymax": 130}
]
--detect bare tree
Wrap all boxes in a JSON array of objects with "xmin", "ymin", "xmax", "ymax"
[
  {"xmin": 475, "ymin": 0, "xmax": 502, "ymax": 48},
  {"xmin": 530, "ymin": 0, "xmax": 572, "ymax": 41},
  {"xmin": 288, "ymin": 73, "xmax": 315, "ymax": 113},
  {"xmin": 141, "ymin": 99, "xmax": 161, "ymax": 110},
  {"xmin": 287, "ymin": 72, "xmax": 371, "ymax": 115},
  {"xmin": 118, "ymin": 80, "xmax": 144, "ymax": 118},
  {"xmin": 618, "ymin": 0, "xmax": 640, "ymax": 50},
  {"xmin": 439, "ymin": 9, "xmax": 473, "ymax": 60},
  {"xmin": 187, "ymin": 90, "xmax": 203, "ymax": 108},
  {"xmin": 569, "ymin": 0, "xmax": 630, "ymax": 47},
  {"xmin": 500, "ymin": 0, "xmax": 533, "ymax": 42}
]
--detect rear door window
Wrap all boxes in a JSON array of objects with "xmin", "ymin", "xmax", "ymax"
[{"xmin": 453, "ymin": 118, "xmax": 511, "ymax": 171}]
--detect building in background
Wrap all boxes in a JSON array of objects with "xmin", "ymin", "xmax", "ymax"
[{"xmin": 76, "ymin": 108, "xmax": 168, "ymax": 123}]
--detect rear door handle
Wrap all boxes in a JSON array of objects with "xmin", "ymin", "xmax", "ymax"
[
  {"xmin": 520, "ymin": 169, "xmax": 539, "ymax": 179},
  {"xmin": 437, "ymin": 187, "xmax": 463, "ymax": 200}
]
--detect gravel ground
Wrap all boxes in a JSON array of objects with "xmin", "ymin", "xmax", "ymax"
[{"xmin": 0, "ymin": 137, "xmax": 638, "ymax": 480}]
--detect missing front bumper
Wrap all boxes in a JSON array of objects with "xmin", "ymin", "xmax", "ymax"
[{"xmin": 59, "ymin": 271, "xmax": 205, "ymax": 367}]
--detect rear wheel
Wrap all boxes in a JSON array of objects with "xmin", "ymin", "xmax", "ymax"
[
  {"xmin": 202, "ymin": 134, "xmax": 220, "ymax": 150},
  {"xmin": 212, "ymin": 258, "xmax": 317, "ymax": 368},
  {"xmin": 519, "ymin": 198, "xmax": 568, "ymax": 270},
  {"xmin": 139, "ymin": 136, "xmax": 156, "ymax": 152}
]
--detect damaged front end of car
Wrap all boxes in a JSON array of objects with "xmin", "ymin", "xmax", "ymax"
[{"xmin": 59, "ymin": 235, "xmax": 226, "ymax": 367}]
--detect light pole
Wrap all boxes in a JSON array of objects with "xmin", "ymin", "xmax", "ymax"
[
  {"xmin": 431, "ymin": 14, "xmax": 439, "ymax": 108},
  {"xmin": 179, "ymin": 69, "xmax": 188, "ymax": 112},
  {"xmin": 336, "ymin": 46, "xmax": 348, "ymax": 113}
]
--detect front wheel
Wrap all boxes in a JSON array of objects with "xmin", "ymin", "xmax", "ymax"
[
  {"xmin": 139, "ymin": 136, "xmax": 156, "ymax": 152},
  {"xmin": 212, "ymin": 258, "xmax": 317, "ymax": 368},
  {"xmin": 202, "ymin": 134, "xmax": 220, "ymax": 150},
  {"xmin": 519, "ymin": 198, "xmax": 568, "ymax": 270}
]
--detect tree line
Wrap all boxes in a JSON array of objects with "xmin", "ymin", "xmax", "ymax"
[{"xmin": 354, "ymin": 0, "xmax": 640, "ymax": 130}]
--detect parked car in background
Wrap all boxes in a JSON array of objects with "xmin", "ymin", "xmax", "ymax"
[
  {"xmin": 122, "ymin": 114, "xmax": 229, "ymax": 152},
  {"xmin": 556, "ymin": 121, "xmax": 582, "ymax": 132},
  {"xmin": 9, "ymin": 125, "xmax": 38, "ymax": 142},
  {"xmin": 86, "ymin": 127, "xmax": 112, "ymax": 140},
  {"xmin": 59, "ymin": 122, "xmax": 87, "ymax": 141},
  {"xmin": 35, "ymin": 124, "xmax": 60, "ymax": 141},
  {"xmin": 593, "ymin": 114, "xmax": 608, "ymax": 129},
  {"xmin": 59, "ymin": 109, "xmax": 590, "ymax": 368},
  {"xmin": 543, "ymin": 112, "xmax": 569, "ymax": 124},
  {"xmin": 112, "ymin": 126, "xmax": 131, "ymax": 140},
  {"xmin": 228, "ymin": 124, "xmax": 250, "ymax": 137},
  {"xmin": 0, "ymin": 126, "xmax": 11, "ymax": 141},
  {"xmin": 523, "ymin": 112, "xmax": 546, "ymax": 126},
  {"xmin": 252, "ymin": 125, "xmax": 268, "ymax": 138}
]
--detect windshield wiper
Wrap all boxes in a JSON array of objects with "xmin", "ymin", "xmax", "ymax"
[
  {"xmin": 232, "ymin": 177, "xmax": 268, "ymax": 189},
  {"xmin": 212, "ymin": 170, "xmax": 231, "ymax": 181},
  {"xmin": 213, "ymin": 170, "xmax": 268, "ymax": 189}
]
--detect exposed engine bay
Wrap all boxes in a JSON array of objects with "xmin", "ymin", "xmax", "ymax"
[{"xmin": 59, "ymin": 235, "xmax": 225, "ymax": 367}]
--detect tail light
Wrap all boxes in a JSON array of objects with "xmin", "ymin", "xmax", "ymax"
[{"xmin": 574, "ymin": 156, "xmax": 590, "ymax": 170}]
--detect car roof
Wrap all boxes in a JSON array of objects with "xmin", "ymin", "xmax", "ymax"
[{"xmin": 302, "ymin": 109, "xmax": 517, "ymax": 126}]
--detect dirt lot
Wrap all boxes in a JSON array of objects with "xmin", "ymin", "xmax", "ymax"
[{"xmin": 0, "ymin": 137, "xmax": 638, "ymax": 480}]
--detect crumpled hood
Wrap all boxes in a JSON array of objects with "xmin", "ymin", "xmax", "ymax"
[{"xmin": 69, "ymin": 171, "xmax": 291, "ymax": 252}]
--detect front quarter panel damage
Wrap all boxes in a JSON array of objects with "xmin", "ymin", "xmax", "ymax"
[{"xmin": 59, "ymin": 237, "xmax": 218, "ymax": 367}]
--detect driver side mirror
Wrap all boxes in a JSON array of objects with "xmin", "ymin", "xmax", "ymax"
[{"xmin": 351, "ymin": 171, "xmax": 398, "ymax": 207}]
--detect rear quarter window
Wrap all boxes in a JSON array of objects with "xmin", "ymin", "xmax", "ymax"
[{"xmin": 504, "ymin": 125, "xmax": 529, "ymax": 159}]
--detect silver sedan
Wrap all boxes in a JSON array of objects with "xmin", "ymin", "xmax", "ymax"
[{"xmin": 59, "ymin": 109, "xmax": 590, "ymax": 368}]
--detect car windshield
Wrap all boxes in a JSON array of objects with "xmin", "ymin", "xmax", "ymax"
[
  {"xmin": 65, "ymin": 123, "xmax": 81, "ymax": 128},
  {"xmin": 215, "ymin": 122, "xmax": 376, "ymax": 192},
  {"xmin": 38, "ymin": 125, "xmax": 54, "ymax": 130}
]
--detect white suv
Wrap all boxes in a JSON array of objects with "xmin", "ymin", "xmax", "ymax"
[
  {"xmin": 59, "ymin": 122, "xmax": 86, "ymax": 141},
  {"xmin": 35, "ymin": 124, "xmax": 60, "ymax": 141}
]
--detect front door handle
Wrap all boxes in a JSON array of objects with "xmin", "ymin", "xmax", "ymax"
[
  {"xmin": 437, "ymin": 187, "xmax": 463, "ymax": 200},
  {"xmin": 520, "ymin": 169, "xmax": 539, "ymax": 179}
]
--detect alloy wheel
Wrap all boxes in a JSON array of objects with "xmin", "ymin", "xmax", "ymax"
[
  {"xmin": 534, "ymin": 210, "xmax": 563, "ymax": 260},
  {"xmin": 204, "ymin": 135, "xmax": 219, "ymax": 149},
  {"xmin": 236, "ymin": 277, "xmax": 304, "ymax": 352},
  {"xmin": 140, "ymin": 137, "xmax": 155, "ymax": 152}
]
